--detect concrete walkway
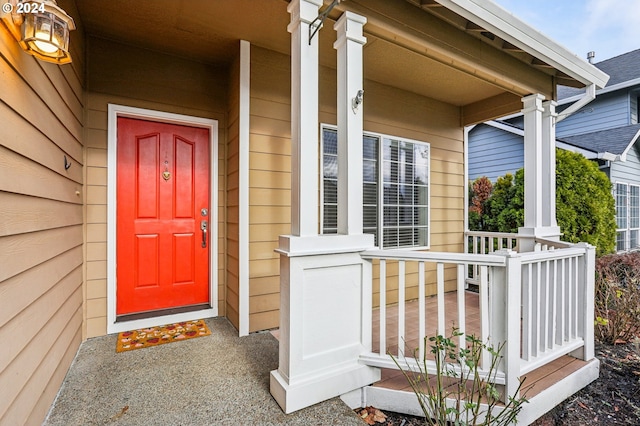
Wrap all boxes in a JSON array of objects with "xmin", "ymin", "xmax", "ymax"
[{"xmin": 44, "ymin": 318, "xmax": 364, "ymax": 425}]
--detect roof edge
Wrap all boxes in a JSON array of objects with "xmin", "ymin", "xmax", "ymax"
[
  {"xmin": 559, "ymin": 77, "xmax": 640, "ymax": 105},
  {"xmin": 436, "ymin": 0, "xmax": 610, "ymax": 89}
]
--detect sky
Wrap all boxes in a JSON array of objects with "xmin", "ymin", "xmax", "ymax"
[{"xmin": 492, "ymin": 0, "xmax": 640, "ymax": 62}]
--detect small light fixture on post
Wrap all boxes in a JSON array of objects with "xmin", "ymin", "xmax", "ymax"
[
  {"xmin": 1, "ymin": 0, "xmax": 75, "ymax": 64},
  {"xmin": 351, "ymin": 89, "xmax": 364, "ymax": 114}
]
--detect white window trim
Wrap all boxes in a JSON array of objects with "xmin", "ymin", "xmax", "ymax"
[
  {"xmin": 615, "ymin": 182, "xmax": 628, "ymax": 252},
  {"xmin": 613, "ymin": 181, "xmax": 640, "ymax": 252},
  {"xmin": 320, "ymin": 123, "xmax": 431, "ymax": 250}
]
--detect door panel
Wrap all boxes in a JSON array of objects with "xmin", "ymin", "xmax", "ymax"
[{"xmin": 116, "ymin": 117, "xmax": 210, "ymax": 316}]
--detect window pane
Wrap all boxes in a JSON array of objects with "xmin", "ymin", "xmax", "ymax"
[
  {"xmin": 383, "ymin": 228, "xmax": 398, "ymax": 247},
  {"xmin": 383, "ymin": 205, "xmax": 397, "ymax": 226},
  {"xmin": 363, "ymin": 136, "xmax": 377, "ymax": 159},
  {"xmin": 384, "ymin": 184, "xmax": 398, "ymax": 205},
  {"xmin": 616, "ymin": 183, "xmax": 628, "ymax": 229},
  {"xmin": 630, "ymin": 185, "xmax": 639, "ymax": 229},
  {"xmin": 323, "ymin": 205, "xmax": 337, "ymax": 232},
  {"xmin": 383, "ymin": 160, "xmax": 399, "ymax": 183},
  {"xmin": 383, "ymin": 139, "xmax": 399, "ymax": 162},
  {"xmin": 324, "ymin": 180, "xmax": 337, "ymax": 204},
  {"xmin": 363, "ymin": 183, "xmax": 377, "ymax": 205},
  {"xmin": 631, "ymin": 230, "xmax": 639, "ymax": 250},
  {"xmin": 617, "ymin": 231, "xmax": 627, "ymax": 251},
  {"xmin": 323, "ymin": 155, "xmax": 337, "ymax": 180},
  {"xmin": 416, "ymin": 227, "xmax": 428, "ymax": 246},
  {"xmin": 323, "ymin": 129, "xmax": 337, "ymax": 155},
  {"xmin": 414, "ymin": 207, "xmax": 428, "ymax": 226},
  {"xmin": 363, "ymin": 205, "xmax": 377, "ymax": 228},
  {"xmin": 414, "ymin": 165, "xmax": 429, "ymax": 186},
  {"xmin": 362, "ymin": 159, "xmax": 375, "ymax": 183},
  {"xmin": 413, "ymin": 185, "xmax": 428, "ymax": 206},
  {"xmin": 398, "ymin": 228, "xmax": 413, "ymax": 247},
  {"xmin": 399, "ymin": 185, "xmax": 412, "ymax": 205}
]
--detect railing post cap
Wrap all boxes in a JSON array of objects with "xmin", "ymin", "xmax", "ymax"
[{"xmin": 495, "ymin": 248, "xmax": 518, "ymax": 257}]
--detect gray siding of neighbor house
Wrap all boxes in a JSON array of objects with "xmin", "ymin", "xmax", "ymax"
[
  {"xmin": 557, "ymin": 92, "xmax": 632, "ymax": 137},
  {"xmin": 611, "ymin": 144, "xmax": 640, "ymax": 186},
  {"xmin": 468, "ymin": 124, "xmax": 523, "ymax": 181}
]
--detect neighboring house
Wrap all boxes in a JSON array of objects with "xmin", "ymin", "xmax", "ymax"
[
  {"xmin": 468, "ymin": 49, "xmax": 640, "ymax": 251},
  {"xmin": 0, "ymin": 0, "xmax": 609, "ymax": 424}
]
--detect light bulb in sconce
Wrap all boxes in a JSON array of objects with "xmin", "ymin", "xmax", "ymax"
[{"xmin": 352, "ymin": 89, "xmax": 364, "ymax": 114}]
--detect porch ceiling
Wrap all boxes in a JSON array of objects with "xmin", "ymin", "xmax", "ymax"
[{"xmin": 69, "ymin": 0, "xmax": 556, "ymax": 116}]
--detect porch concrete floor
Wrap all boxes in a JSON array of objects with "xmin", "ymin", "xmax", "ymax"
[{"xmin": 44, "ymin": 318, "xmax": 363, "ymax": 426}]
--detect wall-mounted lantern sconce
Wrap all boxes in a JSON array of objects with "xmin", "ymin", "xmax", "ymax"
[
  {"xmin": 352, "ymin": 89, "xmax": 364, "ymax": 114},
  {"xmin": 1, "ymin": 0, "xmax": 75, "ymax": 64}
]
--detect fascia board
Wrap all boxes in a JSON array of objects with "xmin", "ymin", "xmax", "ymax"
[
  {"xmin": 436, "ymin": 0, "xmax": 610, "ymax": 89},
  {"xmin": 556, "ymin": 141, "xmax": 597, "ymax": 159},
  {"xmin": 558, "ymin": 77, "xmax": 640, "ymax": 105},
  {"xmin": 620, "ymin": 129, "xmax": 640, "ymax": 162},
  {"xmin": 485, "ymin": 120, "xmax": 524, "ymax": 136},
  {"xmin": 485, "ymin": 121, "xmax": 600, "ymax": 159}
]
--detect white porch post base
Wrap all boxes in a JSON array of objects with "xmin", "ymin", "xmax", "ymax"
[
  {"xmin": 270, "ymin": 234, "xmax": 380, "ymax": 414},
  {"xmin": 270, "ymin": 362, "xmax": 379, "ymax": 414}
]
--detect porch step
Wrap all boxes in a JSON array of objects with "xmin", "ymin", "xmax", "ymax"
[{"xmin": 341, "ymin": 356, "xmax": 599, "ymax": 426}]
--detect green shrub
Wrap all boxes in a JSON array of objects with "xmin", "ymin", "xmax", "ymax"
[
  {"xmin": 468, "ymin": 149, "xmax": 616, "ymax": 256},
  {"xmin": 594, "ymin": 252, "xmax": 640, "ymax": 344},
  {"xmin": 555, "ymin": 149, "xmax": 616, "ymax": 255}
]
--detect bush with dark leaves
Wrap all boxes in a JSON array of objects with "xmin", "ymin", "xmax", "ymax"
[{"xmin": 594, "ymin": 252, "xmax": 640, "ymax": 344}]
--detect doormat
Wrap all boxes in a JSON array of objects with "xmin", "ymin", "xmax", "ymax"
[{"xmin": 116, "ymin": 319, "xmax": 211, "ymax": 353}]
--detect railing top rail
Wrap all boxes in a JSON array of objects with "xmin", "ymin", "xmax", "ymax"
[
  {"xmin": 464, "ymin": 231, "xmax": 520, "ymax": 238},
  {"xmin": 520, "ymin": 246, "xmax": 586, "ymax": 263},
  {"xmin": 360, "ymin": 249, "xmax": 507, "ymax": 267},
  {"xmin": 534, "ymin": 237, "xmax": 573, "ymax": 249}
]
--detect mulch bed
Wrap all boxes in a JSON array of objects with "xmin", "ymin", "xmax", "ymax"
[{"xmin": 357, "ymin": 342, "xmax": 640, "ymax": 425}]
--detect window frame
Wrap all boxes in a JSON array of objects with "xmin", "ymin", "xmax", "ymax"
[
  {"xmin": 320, "ymin": 124, "xmax": 431, "ymax": 250},
  {"xmin": 614, "ymin": 182, "xmax": 640, "ymax": 252}
]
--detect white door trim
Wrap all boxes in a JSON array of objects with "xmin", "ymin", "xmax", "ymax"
[{"xmin": 106, "ymin": 104, "xmax": 218, "ymax": 334}]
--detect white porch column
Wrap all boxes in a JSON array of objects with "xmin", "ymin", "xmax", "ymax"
[
  {"xmin": 335, "ymin": 12, "xmax": 367, "ymax": 235},
  {"xmin": 288, "ymin": 0, "xmax": 321, "ymax": 237},
  {"xmin": 541, "ymin": 100, "xmax": 559, "ymax": 230},
  {"xmin": 271, "ymin": 4, "xmax": 378, "ymax": 414},
  {"xmin": 522, "ymin": 94, "xmax": 544, "ymax": 230},
  {"xmin": 519, "ymin": 94, "xmax": 561, "ymax": 249}
]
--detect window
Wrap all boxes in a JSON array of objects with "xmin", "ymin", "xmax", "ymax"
[
  {"xmin": 630, "ymin": 185, "xmax": 640, "ymax": 249},
  {"xmin": 321, "ymin": 126, "xmax": 430, "ymax": 249},
  {"xmin": 616, "ymin": 183, "xmax": 628, "ymax": 251},
  {"xmin": 615, "ymin": 182, "xmax": 640, "ymax": 251}
]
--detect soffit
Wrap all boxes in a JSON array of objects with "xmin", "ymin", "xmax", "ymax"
[{"xmin": 69, "ymin": 0, "xmax": 529, "ymax": 107}]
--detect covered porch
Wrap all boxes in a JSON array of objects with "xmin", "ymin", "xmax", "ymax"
[{"xmin": 271, "ymin": 1, "xmax": 605, "ymax": 423}]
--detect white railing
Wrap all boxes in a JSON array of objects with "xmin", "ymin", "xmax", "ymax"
[
  {"xmin": 465, "ymin": 231, "xmax": 520, "ymax": 287},
  {"xmin": 518, "ymin": 243, "xmax": 595, "ymax": 374},
  {"xmin": 466, "ymin": 231, "xmax": 521, "ymax": 254},
  {"xmin": 359, "ymin": 242, "xmax": 595, "ymax": 401}
]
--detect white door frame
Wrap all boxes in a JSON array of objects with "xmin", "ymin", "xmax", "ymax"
[{"xmin": 106, "ymin": 104, "xmax": 218, "ymax": 334}]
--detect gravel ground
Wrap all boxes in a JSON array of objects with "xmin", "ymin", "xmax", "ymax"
[{"xmin": 356, "ymin": 342, "xmax": 640, "ymax": 425}]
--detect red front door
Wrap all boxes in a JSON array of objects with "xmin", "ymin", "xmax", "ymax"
[{"xmin": 116, "ymin": 117, "xmax": 210, "ymax": 316}]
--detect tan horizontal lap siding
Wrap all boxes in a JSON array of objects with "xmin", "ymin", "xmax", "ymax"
[
  {"xmin": 84, "ymin": 37, "xmax": 229, "ymax": 337},
  {"xmin": 0, "ymin": 7, "xmax": 84, "ymax": 423},
  {"xmin": 247, "ymin": 46, "xmax": 291, "ymax": 332}
]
